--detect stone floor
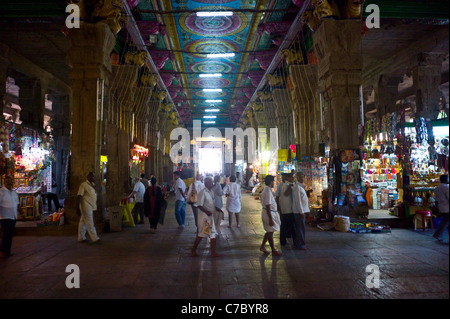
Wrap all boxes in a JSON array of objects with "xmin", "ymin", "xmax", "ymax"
[{"xmin": 0, "ymin": 192, "xmax": 448, "ymax": 299}]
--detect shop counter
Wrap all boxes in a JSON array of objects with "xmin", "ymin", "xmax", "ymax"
[{"xmin": 15, "ymin": 186, "xmax": 43, "ymax": 221}]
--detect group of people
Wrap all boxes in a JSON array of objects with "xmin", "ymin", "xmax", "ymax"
[
  {"xmin": 259, "ymin": 172, "xmax": 310, "ymax": 256},
  {"xmin": 173, "ymin": 172, "xmax": 243, "ymax": 232},
  {"xmin": 1, "ymin": 170, "xmax": 448, "ymax": 259},
  {"xmin": 77, "ymin": 172, "xmax": 167, "ymax": 244},
  {"xmin": 127, "ymin": 173, "xmax": 167, "ymax": 234}
]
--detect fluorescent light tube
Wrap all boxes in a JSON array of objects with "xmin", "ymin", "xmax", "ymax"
[
  {"xmin": 196, "ymin": 11, "xmax": 233, "ymax": 17},
  {"xmin": 206, "ymin": 53, "xmax": 235, "ymax": 58},
  {"xmin": 203, "ymin": 89, "xmax": 222, "ymax": 92},
  {"xmin": 199, "ymin": 73, "xmax": 222, "ymax": 78}
]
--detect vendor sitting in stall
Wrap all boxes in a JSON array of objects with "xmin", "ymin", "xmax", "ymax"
[{"xmin": 363, "ymin": 181, "xmax": 373, "ymax": 208}]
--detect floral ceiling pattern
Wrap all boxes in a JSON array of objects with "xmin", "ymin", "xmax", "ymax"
[{"xmin": 131, "ymin": 0, "xmax": 299, "ymax": 126}]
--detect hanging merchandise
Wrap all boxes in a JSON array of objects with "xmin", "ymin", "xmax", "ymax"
[{"xmin": 1, "ymin": 122, "xmax": 55, "ymax": 221}]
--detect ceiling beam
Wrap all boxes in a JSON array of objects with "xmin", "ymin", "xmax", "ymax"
[{"xmin": 362, "ymin": 26, "xmax": 449, "ymax": 87}]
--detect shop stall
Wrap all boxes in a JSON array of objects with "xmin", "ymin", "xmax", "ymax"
[
  {"xmin": 0, "ymin": 121, "xmax": 54, "ymax": 220},
  {"xmin": 130, "ymin": 144, "xmax": 149, "ymax": 182},
  {"xmin": 401, "ymin": 118, "xmax": 449, "ymax": 218}
]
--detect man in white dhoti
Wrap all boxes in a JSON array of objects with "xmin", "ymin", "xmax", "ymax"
[
  {"xmin": 191, "ymin": 177, "xmax": 224, "ymax": 257},
  {"xmin": 224, "ymin": 175, "xmax": 242, "ymax": 228},
  {"xmin": 260, "ymin": 175, "xmax": 282, "ymax": 256}
]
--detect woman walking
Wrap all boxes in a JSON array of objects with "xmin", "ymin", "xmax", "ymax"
[
  {"xmin": 144, "ymin": 177, "xmax": 165, "ymax": 234},
  {"xmin": 260, "ymin": 175, "xmax": 282, "ymax": 256}
]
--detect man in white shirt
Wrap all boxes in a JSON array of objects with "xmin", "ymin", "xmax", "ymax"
[
  {"xmin": 276, "ymin": 173, "xmax": 295, "ymax": 246},
  {"xmin": 173, "ymin": 171, "xmax": 187, "ymax": 229},
  {"xmin": 292, "ymin": 172, "xmax": 310, "ymax": 250},
  {"xmin": 77, "ymin": 172, "xmax": 100, "ymax": 243},
  {"xmin": 0, "ymin": 175, "xmax": 19, "ymax": 257},
  {"xmin": 224, "ymin": 175, "xmax": 242, "ymax": 228},
  {"xmin": 186, "ymin": 173, "xmax": 205, "ymax": 233},
  {"xmin": 433, "ymin": 174, "xmax": 449, "ymax": 242},
  {"xmin": 191, "ymin": 177, "xmax": 223, "ymax": 257},
  {"xmin": 128, "ymin": 177, "xmax": 146, "ymax": 224}
]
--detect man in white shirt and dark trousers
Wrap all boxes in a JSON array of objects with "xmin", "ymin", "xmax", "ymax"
[
  {"xmin": 128, "ymin": 177, "xmax": 146, "ymax": 224},
  {"xmin": 433, "ymin": 174, "xmax": 449, "ymax": 242},
  {"xmin": 292, "ymin": 172, "xmax": 310, "ymax": 250},
  {"xmin": 276, "ymin": 173, "xmax": 295, "ymax": 246},
  {"xmin": 0, "ymin": 175, "xmax": 19, "ymax": 257},
  {"xmin": 191, "ymin": 177, "xmax": 223, "ymax": 257}
]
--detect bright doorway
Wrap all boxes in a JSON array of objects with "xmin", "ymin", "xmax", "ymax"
[{"xmin": 198, "ymin": 147, "xmax": 222, "ymax": 176}]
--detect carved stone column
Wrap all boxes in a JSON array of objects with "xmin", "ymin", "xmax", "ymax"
[
  {"xmin": 0, "ymin": 58, "xmax": 9, "ymax": 115},
  {"xmin": 65, "ymin": 22, "xmax": 116, "ymax": 225},
  {"xmin": 48, "ymin": 94, "xmax": 71, "ymax": 197},
  {"xmin": 410, "ymin": 52, "xmax": 446, "ymax": 119},
  {"xmin": 289, "ymin": 64, "xmax": 320, "ymax": 157},
  {"xmin": 313, "ymin": 19, "xmax": 363, "ymax": 151},
  {"xmin": 374, "ymin": 74, "xmax": 403, "ymax": 122},
  {"xmin": 272, "ymin": 88, "xmax": 295, "ymax": 150}
]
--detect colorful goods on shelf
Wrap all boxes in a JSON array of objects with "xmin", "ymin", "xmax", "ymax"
[{"xmin": 37, "ymin": 209, "xmax": 65, "ymax": 227}]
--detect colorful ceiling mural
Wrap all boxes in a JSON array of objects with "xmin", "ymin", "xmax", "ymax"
[{"xmin": 131, "ymin": 0, "xmax": 300, "ymax": 127}]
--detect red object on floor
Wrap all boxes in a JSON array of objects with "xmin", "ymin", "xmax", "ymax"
[{"xmin": 415, "ymin": 210, "xmax": 434, "ymax": 232}]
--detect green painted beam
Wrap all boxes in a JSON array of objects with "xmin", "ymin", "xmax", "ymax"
[
  {"xmin": 0, "ymin": 1, "xmax": 67, "ymax": 17},
  {"xmin": 363, "ymin": 0, "xmax": 449, "ymax": 20}
]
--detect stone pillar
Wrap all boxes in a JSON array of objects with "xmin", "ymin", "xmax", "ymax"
[
  {"xmin": 48, "ymin": 94, "xmax": 71, "ymax": 197},
  {"xmin": 289, "ymin": 64, "xmax": 321, "ymax": 157},
  {"xmin": 17, "ymin": 78, "xmax": 47, "ymax": 131},
  {"xmin": 374, "ymin": 74, "xmax": 403, "ymax": 122},
  {"xmin": 313, "ymin": 19, "xmax": 363, "ymax": 151},
  {"xmin": 105, "ymin": 65, "xmax": 138, "ymax": 205},
  {"xmin": 271, "ymin": 88, "xmax": 295, "ymax": 150},
  {"xmin": 0, "ymin": 58, "xmax": 9, "ymax": 114},
  {"xmin": 65, "ymin": 22, "xmax": 116, "ymax": 225},
  {"xmin": 410, "ymin": 52, "xmax": 446, "ymax": 119}
]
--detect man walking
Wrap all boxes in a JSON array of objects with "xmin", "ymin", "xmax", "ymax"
[
  {"xmin": 128, "ymin": 177, "xmax": 146, "ymax": 224},
  {"xmin": 224, "ymin": 175, "xmax": 242, "ymax": 228},
  {"xmin": 77, "ymin": 172, "xmax": 100, "ymax": 243},
  {"xmin": 173, "ymin": 171, "xmax": 187, "ymax": 229},
  {"xmin": 292, "ymin": 172, "xmax": 310, "ymax": 250},
  {"xmin": 0, "ymin": 175, "xmax": 19, "ymax": 257},
  {"xmin": 191, "ymin": 177, "xmax": 223, "ymax": 257},
  {"xmin": 433, "ymin": 174, "xmax": 449, "ymax": 242}
]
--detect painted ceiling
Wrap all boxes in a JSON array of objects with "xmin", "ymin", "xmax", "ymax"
[{"xmin": 130, "ymin": 0, "xmax": 301, "ymax": 127}]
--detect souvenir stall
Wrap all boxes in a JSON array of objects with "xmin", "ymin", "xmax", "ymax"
[
  {"xmin": 0, "ymin": 121, "xmax": 54, "ymax": 220},
  {"xmin": 361, "ymin": 113, "xmax": 401, "ymax": 212},
  {"xmin": 130, "ymin": 144, "xmax": 148, "ymax": 182},
  {"xmin": 297, "ymin": 157, "xmax": 328, "ymax": 208},
  {"xmin": 327, "ymin": 149, "xmax": 368, "ymax": 219},
  {"xmin": 400, "ymin": 117, "xmax": 449, "ymax": 218}
]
